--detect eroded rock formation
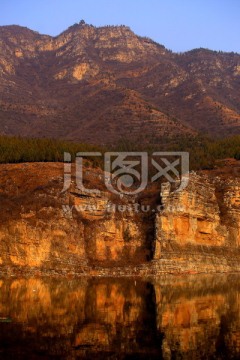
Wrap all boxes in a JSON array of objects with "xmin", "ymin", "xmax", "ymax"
[
  {"xmin": 155, "ymin": 174, "xmax": 240, "ymax": 255},
  {"xmin": 0, "ymin": 162, "xmax": 239, "ymax": 275}
]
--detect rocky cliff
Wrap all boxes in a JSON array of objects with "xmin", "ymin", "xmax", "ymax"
[
  {"xmin": 0, "ymin": 161, "xmax": 239, "ymax": 276},
  {"xmin": 0, "ymin": 23, "xmax": 239, "ymax": 143},
  {"xmin": 153, "ymin": 171, "xmax": 240, "ymax": 274}
]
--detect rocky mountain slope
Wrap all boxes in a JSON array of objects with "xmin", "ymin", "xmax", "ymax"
[{"xmin": 0, "ymin": 22, "xmax": 239, "ymax": 144}]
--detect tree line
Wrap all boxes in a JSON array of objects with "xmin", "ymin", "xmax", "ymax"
[{"xmin": 0, "ymin": 134, "xmax": 239, "ymax": 171}]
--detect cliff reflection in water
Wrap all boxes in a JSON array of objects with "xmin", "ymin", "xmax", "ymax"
[{"xmin": 0, "ymin": 275, "xmax": 240, "ymax": 359}]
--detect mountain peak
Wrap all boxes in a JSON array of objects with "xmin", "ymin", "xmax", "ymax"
[
  {"xmin": 0, "ymin": 23, "xmax": 239, "ymax": 143},
  {"xmin": 60, "ymin": 21, "xmax": 133, "ymax": 36}
]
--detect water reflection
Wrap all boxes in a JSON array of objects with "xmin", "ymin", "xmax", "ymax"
[{"xmin": 0, "ymin": 275, "xmax": 240, "ymax": 359}]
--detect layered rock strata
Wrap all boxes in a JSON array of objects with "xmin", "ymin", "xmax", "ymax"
[{"xmin": 0, "ymin": 163, "xmax": 239, "ymax": 276}]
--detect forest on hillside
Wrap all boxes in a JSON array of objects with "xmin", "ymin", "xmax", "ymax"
[{"xmin": 0, "ymin": 135, "xmax": 239, "ymax": 171}]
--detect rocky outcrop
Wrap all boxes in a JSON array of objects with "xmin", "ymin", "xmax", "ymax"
[
  {"xmin": 155, "ymin": 174, "xmax": 240, "ymax": 254},
  {"xmin": 0, "ymin": 162, "xmax": 240, "ymax": 276},
  {"xmin": 152, "ymin": 173, "xmax": 240, "ymax": 273},
  {"xmin": 0, "ymin": 163, "xmax": 153, "ymax": 275}
]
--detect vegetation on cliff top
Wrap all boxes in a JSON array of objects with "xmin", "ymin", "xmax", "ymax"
[
  {"xmin": 114, "ymin": 134, "xmax": 240, "ymax": 170},
  {"xmin": 0, "ymin": 136, "xmax": 103, "ymax": 165},
  {"xmin": 0, "ymin": 135, "xmax": 239, "ymax": 171}
]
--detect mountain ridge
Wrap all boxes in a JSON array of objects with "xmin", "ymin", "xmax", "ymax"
[
  {"xmin": 2, "ymin": 23, "xmax": 239, "ymax": 55},
  {"xmin": 0, "ymin": 22, "xmax": 239, "ymax": 144}
]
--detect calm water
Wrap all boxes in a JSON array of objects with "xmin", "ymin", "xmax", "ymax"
[{"xmin": 0, "ymin": 275, "xmax": 240, "ymax": 359}]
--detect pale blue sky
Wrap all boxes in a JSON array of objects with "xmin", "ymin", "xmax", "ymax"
[{"xmin": 0, "ymin": 0, "xmax": 239, "ymax": 53}]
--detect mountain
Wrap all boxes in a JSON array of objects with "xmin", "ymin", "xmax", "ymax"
[{"xmin": 0, "ymin": 22, "xmax": 239, "ymax": 144}]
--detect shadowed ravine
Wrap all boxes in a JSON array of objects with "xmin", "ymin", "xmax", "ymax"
[{"xmin": 0, "ymin": 274, "xmax": 240, "ymax": 359}]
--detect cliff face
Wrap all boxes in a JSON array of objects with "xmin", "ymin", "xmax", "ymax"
[
  {"xmin": 0, "ymin": 162, "xmax": 239, "ymax": 276},
  {"xmin": 0, "ymin": 163, "xmax": 153, "ymax": 275},
  {"xmin": 0, "ymin": 23, "xmax": 239, "ymax": 143},
  {"xmin": 155, "ymin": 174, "xmax": 240, "ymax": 255},
  {"xmin": 151, "ymin": 171, "xmax": 240, "ymax": 274}
]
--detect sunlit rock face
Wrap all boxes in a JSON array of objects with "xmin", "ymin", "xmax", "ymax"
[
  {"xmin": 155, "ymin": 174, "xmax": 240, "ymax": 263},
  {"xmin": 0, "ymin": 163, "xmax": 151, "ymax": 275},
  {"xmin": 0, "ymin": 162, "xmax": 240, "ymax": 275}
]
